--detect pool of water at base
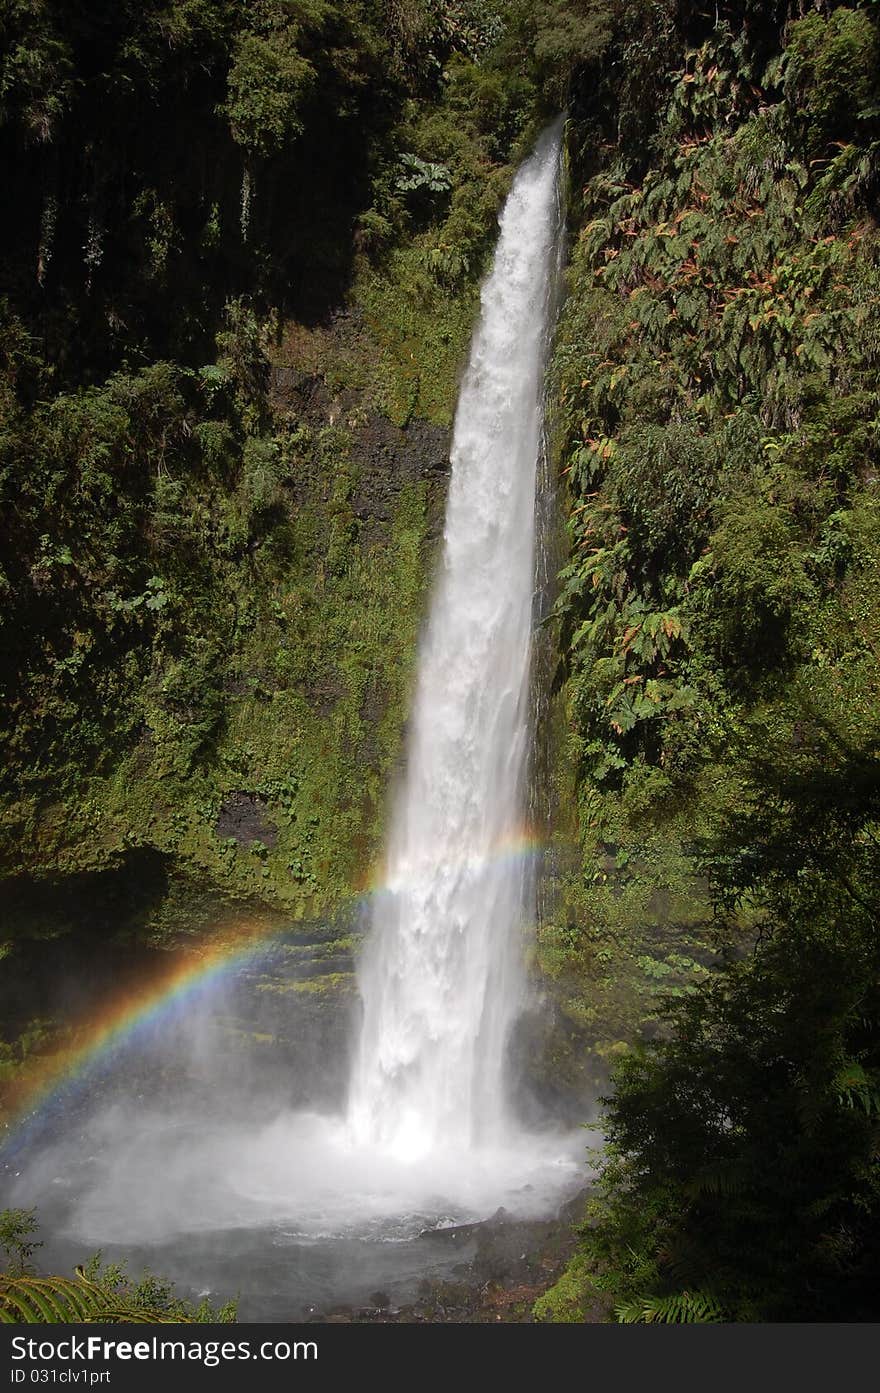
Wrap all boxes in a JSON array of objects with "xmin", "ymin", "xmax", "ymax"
[{"xmin": 5, "ymin": 1109, "xmax": 589, "ymax": 1320}]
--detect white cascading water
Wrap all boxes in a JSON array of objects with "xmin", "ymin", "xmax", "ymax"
[{"xmin": 348, "ymin": 123, "xmax": 564, "ymax": 1162}]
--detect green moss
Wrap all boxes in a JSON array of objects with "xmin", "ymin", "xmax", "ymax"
[
  {"xmin": 257, "ymin": 971, "xmax": 355, "ymax": 998},
  {"xmin": 534, "ymin": 1252, "xmax": 606, "ymax": 1324}
]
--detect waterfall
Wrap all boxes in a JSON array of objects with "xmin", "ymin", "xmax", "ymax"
[
  {"xmin": 7, "ymin": 128, "xmax": 581, "ymax": 1299},
  {"xmin": 348, "ymin": 123, "xmax": 564, "ymax": 1161}
]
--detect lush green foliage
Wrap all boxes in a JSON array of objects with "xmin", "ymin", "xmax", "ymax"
[
  {"xmin": 0, "ymin": 306, "xmax": 435, "ymax": 914},
  {"xmin": 540, "ymin": 716, "xmax": 880, "ymax": 1322},
  {"xmin": 0, "ymin": 1208, "xmax": 41, "ymax": 1275},
  {"xmin": 0, "ymin": 1, "xmax": 552, "ymax": 936},
  {"xmin": 538, "ymin": 1, "xmax": 880, "ymax": 1322}
]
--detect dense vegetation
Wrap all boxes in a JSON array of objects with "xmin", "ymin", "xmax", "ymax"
[
  {"xmin": 1, "ymin": 0, "xmax": 879, "ymax": 1324},
  {"xmin": 0, "ymin": 1, "xmax": 555, "ymax": 931},
  {"xmin": 535, "ymin": 0, "xmax": 880, "ymax": 1323}
]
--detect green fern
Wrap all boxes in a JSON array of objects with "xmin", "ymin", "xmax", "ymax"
[
  {"xmin": 833, "ymin": 1061, "xmax": 880, "ymax": 1116},
  {"xmin": 615, "ymin": 1289, "xmax": 725, "ymax": 1323},
  {"xmin": 684, "ymin": 1162, "xmax": 750, "ymax": 1200},
  {"xmin": 0, "ymin": 1271, "xmax": 187, "ymax": 1324}
]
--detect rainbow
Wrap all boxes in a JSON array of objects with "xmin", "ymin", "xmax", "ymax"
[
  {"xmin": 356, "ymin": 827, "xmax": 545, "ymax": 896},
  {"xmin": 0, "ymin": 829, "xmax": 546, "ymax": 1155},
  {"xmin": 0, "ymin": 917, "xmax": 282, "ymax": 1158}
]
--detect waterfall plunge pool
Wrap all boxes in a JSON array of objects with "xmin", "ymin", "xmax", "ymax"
[{"xmin": 7, "ymin": 1101, "xmax": 589, "ymax": 1319}]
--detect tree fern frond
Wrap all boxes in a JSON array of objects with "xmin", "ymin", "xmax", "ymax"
[
  {"xmin": 615, "ymin": 1289, "xmax": 725, "ymax": 1323},
  {"xmin": 684, "ymin": 1162, "xmax": 749, "ymax": 1200},
  {"xmin": 0, "ymin": 1274, "xmax": 189, "ymax": 1323}
]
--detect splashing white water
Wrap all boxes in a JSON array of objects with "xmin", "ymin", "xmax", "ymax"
[{"xmin": 347, "ymin": 124, "xmax": 565, "ymax": 1161}]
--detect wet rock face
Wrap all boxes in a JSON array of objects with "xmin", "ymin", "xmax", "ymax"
[
  {"xmin": 216, "ymin": 792, "xmax": 278, "ymax": 849},
  {"xmin": 350, "ymin": 413, "xmax": 450, "ymax": 540},
  {"xmin": 269, "ymin": 354, "xmax": 451, "ymax": 546}
]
